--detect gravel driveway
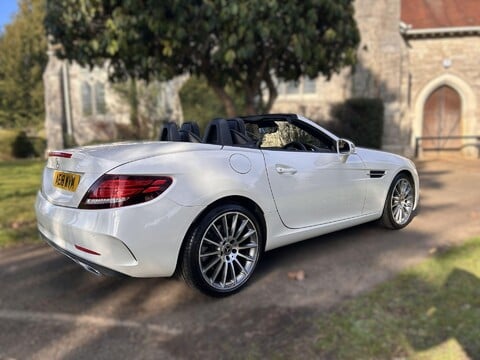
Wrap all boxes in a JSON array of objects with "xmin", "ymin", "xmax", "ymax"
[{"xmin": 1, "ymin": 158, "xmax": 479, "ymax": 359}]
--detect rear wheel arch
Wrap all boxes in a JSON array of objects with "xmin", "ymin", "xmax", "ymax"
[{"xmin": 175, "ymin": 195, "xmax": 267, "ymax": 275}]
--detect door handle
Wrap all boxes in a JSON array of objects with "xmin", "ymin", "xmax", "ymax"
[{"xmin": 275, "ymin": 164, "xmax": 297, "ymax": 175}]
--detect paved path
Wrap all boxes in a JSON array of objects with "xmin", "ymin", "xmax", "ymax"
[{"xmin": 0, "ymin": 158, "xmax": 479, "ymax": 359}]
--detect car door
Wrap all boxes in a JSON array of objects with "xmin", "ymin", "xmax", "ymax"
[{"xmin": 259, "ymin": 121, "xmax": 367, "ymax": 229}]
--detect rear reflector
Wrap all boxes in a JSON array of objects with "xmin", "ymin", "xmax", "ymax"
[
  {"xmin": 48, "ymin": 151, "xmax": 73, "ymax": 158},
  {"xmin": 79, "ymin": 175, "xmax": 172, "ymax": 209},
  {"xmin": 75, "ymin": 244, "xmax": 101, "ymax": 256}
]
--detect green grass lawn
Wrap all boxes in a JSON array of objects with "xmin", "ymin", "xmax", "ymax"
[
  {"xmin": 316, "ymin": 237, "xmax": 480, "ymax": 359},
  {"xmin": 0, "ymin": 160, "xmax": 44, "ymax": 247}
]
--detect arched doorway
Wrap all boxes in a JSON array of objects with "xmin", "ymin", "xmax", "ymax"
[{"xmin": 422, "ymin": 85, "xmax": 462, "ymax": 151}]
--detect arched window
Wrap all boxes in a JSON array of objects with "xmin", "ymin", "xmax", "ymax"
[
  {"xmin": 281, "ymin": 77, "xmax": 317, "ymax": 96},
  {"xmin": 81, "ymin": 81, "xmax": 108, "ymax": 116},
  {"xmin": 81, "ymin": 82, "xmax": 93, "ymax": 116},
  {"xmin": 95, "ymin": 82, "xmax": 107, "ymax": 115},
  {"xmin": 303, "ymin": 78, "xmax": 317, "ymax": 94}
]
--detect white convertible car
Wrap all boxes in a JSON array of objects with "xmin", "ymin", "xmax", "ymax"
[{"xmin": 36, "ymin": 114, "xmax": 419, "ymax": 296}]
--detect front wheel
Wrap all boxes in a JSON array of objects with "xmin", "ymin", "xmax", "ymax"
[
  {"xmin": 381, "ymin": 174, "xmax": 415, "ymax": 229},
  {"xmin": 181, "ymin": 204, "xmax": 263, "ymax": 297}
]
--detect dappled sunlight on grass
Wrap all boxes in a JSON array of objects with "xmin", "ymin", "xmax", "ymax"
[
  {"xmin": 315, "ymin": 237, "xmax": 480, "ymax": 359},
  {"xmin": 0, "ymin": 160, "xmax": 44, "ymax": 247}
]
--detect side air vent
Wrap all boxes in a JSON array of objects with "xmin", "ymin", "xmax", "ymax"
[{"xmin": 369, "ymin": 170, "xmax": 386, "ymax": 179}]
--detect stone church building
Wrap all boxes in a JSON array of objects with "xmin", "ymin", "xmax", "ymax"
[
  {"xmin": 274, "ymin": 0, "xmax": 480, "ymax": 157},
  {"xmin": 44, "ymin": 0, "xmax": 480, "ymax": 157},
  {"xmin": 43, "ymin": 50, "xmax": 186, "ymax": 150}
]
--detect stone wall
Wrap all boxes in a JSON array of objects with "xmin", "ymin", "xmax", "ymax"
[
  {"xmin": 406, "ymin": 36, "xmax": 480, "ymax": 156},
  {"xmin": 353, "ymin": 0, "xmax": 411, "ymax": 155},
  {"xmin": 43, "ymin": 51, "xmax": 186, "ymax": 150},
  {"xmin": 43, "ymin": 52, "xmax": 65, "ymax": 151},
  {"xmin": 272, "ymin": 0, "xmax": 411, "ymax": 155},
  {"xmin": 66, "ymin": 63, "xmax": 130, "ymax": 146},
  {"xmin": 272, "ymin": 69, "xmax": 351, "ymax": 121}
]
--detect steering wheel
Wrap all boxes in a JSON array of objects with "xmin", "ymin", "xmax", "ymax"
[
  {"xmin": 283, "ymin": 141, "xmax": 307, "ymax": 151},
  {"xmin": 304, "ymin": 143, "xmax": 321, "ymax": 152}
]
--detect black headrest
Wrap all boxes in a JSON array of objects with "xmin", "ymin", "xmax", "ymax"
[
  {"xmin": 226, "ymin": 118, "xmax": 247, "ymax": 134},
  {"xmin": 203, "ymin": 118, "xmax": 233, "ymax": 146},
  {"xmin": 160, "ymin": 122, "xmax": 180, "ymax": 141},
  {"xmin": 180, "ymin": 122, "xmax": 201, "ymax": 137}
]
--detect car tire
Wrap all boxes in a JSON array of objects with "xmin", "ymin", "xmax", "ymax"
[
  {"xmin": 381, "ymin": 173, "xmax": 415, "ymax": 230},
  {"xmin": 181, "ymin": 204, "xmax": 263, "ymax": 297}
]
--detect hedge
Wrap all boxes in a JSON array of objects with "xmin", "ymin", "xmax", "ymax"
[{"xmin": 327, "ymin": 98, "xmax": 384, "ymax": 149}]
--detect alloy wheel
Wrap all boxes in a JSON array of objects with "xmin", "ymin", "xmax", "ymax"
[
  {"xmin": 390, "ymin": 178, "xmax": 414, "ymax": 225},
  {"xmin": 198, "ymin": 211, "xmax": 260, "ymax": 291}
]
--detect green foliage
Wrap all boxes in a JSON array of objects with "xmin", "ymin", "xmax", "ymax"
[
  {"xmin": 30, "ymin": 136, "xmax": 47, "ymax": 157},
  {"xmin": 1, "ymin": 129, "xmax": 45, "ymax": 159},
  {"xmin": 10, "ymin": 131, "xmax": 46, "ymax": 158},
  {"xmin": 11, "ymin": 131, "xmax": 35, "ymax": 158},
  {"xmin": 316, "ymin": 238, "xmax": 480, "ymax": 359},
  {"xmin": 328, "ymin": 98, "xmax": 384, "ymax": 149},
  {"xmin": 45, "ymin": 0, "xmax": 360, "ymax": 116},
  {"xmin": 0, "ymin": 160, "xmax": 44, "ymax": 247},
  {"xmin": 0, "ymin": 129, "xmax": 19, "ymax": 161},
  {"xmin": 180, "ymin": 76, "xmax": 245, "ymax": 133},
  {"xmin": 180, "ymin": 76, "xmax": 225, "ymax": 133},
  {"xmin": 0, "ymin": 0, "xmax": 48, "ymax": 129}
]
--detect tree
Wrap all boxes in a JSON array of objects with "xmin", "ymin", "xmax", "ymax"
[
  {"xmin": 45, "ymin": 0, "xmax": 360, "ymax": 117},
  {"xmin": 0, "ymin": 0, "xmax": 47, "ymax": 129},
  {"xmin": 180, "ymin": 76, "xmax": 245, "ymax": 132}
]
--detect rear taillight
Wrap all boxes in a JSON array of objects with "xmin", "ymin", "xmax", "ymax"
[{"xmin": 79, "ymin": 175, "xmax": 172, "ymax": 209}]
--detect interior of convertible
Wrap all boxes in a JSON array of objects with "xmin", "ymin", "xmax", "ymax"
[{"xmin": 159, "ymin": 115, "xmax": 336, "ymax": 153}]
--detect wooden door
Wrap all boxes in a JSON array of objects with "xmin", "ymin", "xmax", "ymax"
[{"xmin": 422, "ymin": 85, "xmax": 462, "ymax": 150}]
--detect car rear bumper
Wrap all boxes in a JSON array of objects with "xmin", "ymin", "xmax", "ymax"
[
  {"xmin": 35, "ymin": 191, "xmax": 203, "ymax": 277},
  {"xmin": 40, "ymin": 232, "xmax": 127, "ymax": 277}
]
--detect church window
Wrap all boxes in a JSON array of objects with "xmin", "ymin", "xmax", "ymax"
[
  {"xmin": 81, "ymin": 82, "xmax": 93, "ymax": 116},
  {"xmin": 81, "ymin": 81, "xmax": 108, "ymax": 116},
  {"xmin": 95, "ymin": 82, "xmax": 107, "ymax": 115},
  {"xmin": 285, "ymin": 81, "xmax": 300, "ymax": 94},
  {"xmin": 303, "ymin": 78, "xmax": 317, "ymax": 94},
  {"xmin": 281, "ymin": 77, "xmax": 317, "ymax": 96}
]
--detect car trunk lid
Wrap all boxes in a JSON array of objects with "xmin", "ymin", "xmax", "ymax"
[{"xmin": 41, "ymin": 141, "xmax": 218, "ymax": 208}]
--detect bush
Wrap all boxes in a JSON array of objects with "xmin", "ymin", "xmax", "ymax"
[
  {"xmin": 11, "ymin": 131, "xmax": 35, "ymax": 158},
  {"xmin": 30, "ymin": 136, "xmax": 47, "ymax": 157},
  {"xmin": 327, "ymin": 98, "xmax": 384, "ymax": 149}
]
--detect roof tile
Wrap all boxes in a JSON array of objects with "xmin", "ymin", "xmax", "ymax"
[{"xmin": 402, "ymin": 0, "xmax": 480, "ymax": 29}]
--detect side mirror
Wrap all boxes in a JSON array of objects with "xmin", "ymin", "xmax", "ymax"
[{"xmin": 336, "ymin": 139, "xmax": 356, "ymax": 160}]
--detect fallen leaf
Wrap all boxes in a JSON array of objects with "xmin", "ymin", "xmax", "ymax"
[{"xmin": 287, "ymin": 270, "xmax": 305, "ymax": 281}]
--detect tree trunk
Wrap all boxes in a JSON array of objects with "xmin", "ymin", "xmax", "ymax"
[
  {"xmin": 210, "ymin": 82, "xmax": 237, "ymax": 117},
  {"xmin": 244, "ymin": 92, "xmax": 256, "ymax": 115},
  {"xmin": 263, "ymin": 73, "xmax": 278, "ymax": 114}
]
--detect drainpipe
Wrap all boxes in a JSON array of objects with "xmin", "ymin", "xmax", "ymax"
[{"xmin": 62, "ymin": 62, "xmax": 73, "ymax": 143}]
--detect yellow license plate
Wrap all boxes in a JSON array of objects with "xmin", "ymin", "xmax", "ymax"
[{"xmin": 53, "ymin": 171, "xmax": 81, "ymax": 192}]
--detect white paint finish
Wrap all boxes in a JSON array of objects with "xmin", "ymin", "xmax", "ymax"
[
  {"xmin": 35, "ymin": 114, "xmax": 420, "ymax": 279},
  {"xmin": 36, "ymin": 192, "xmax": 202, "ymax": 277},
  {"xmin": 229, "ymin": 153, "xmax": 252, "ymax": 174},
  {"xmin": 262, "ymin": 150, "xmax": 367, "ymax": 228}
]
